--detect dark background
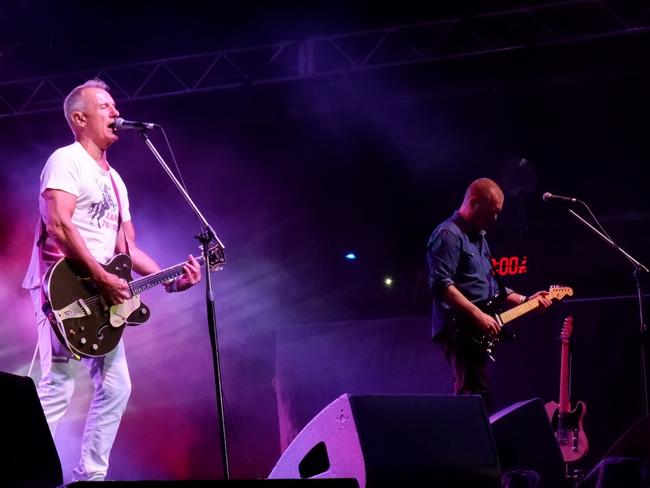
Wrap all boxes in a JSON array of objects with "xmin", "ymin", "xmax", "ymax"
[{"xmin": 1, "ymin": 0, "xmax": 649, "ymax": 483}]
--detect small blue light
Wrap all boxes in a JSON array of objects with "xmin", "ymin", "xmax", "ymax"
[{"xmin": 345, "ymin": 253, "xmax": 357, "ymax": 260}]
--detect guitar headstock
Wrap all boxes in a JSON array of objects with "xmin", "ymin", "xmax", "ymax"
[
  {"xmin": 561, "ymin": 315, "xmax": 574, "ymax": 341},
  {"xmin": 207, "ymin": 244, "xmax": 226, "ymax": 272},
  {"xmin": 548, "ymin": 285, "xmax": 573, "ymax": 301}
]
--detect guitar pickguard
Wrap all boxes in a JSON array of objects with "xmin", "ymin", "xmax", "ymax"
[{"xmin": 109, "ymin": 295, "xmax": 142, "ymax": 327}]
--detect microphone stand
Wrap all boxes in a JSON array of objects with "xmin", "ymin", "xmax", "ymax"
[
  {"xmin": 137, "ymin": 128, "xmax": 230, "ymax": 479},
  {"xmin": 567, "ymin": 207, "xmax": 649, "ymax": 416}
]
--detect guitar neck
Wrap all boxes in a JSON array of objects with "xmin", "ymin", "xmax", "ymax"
[
  {"xmin": 497, "ymin": 298, "xmax": 541, "ymax": 325},
  {"xmin": 129, "ymin": 255, "xmax": 206, "ymax": 295},
  {"xmin": 559, "ymin": 338, "xmax": 571, "ymax": 413}
]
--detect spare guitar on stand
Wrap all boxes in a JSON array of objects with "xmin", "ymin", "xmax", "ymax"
[{"xmin": 545, "ymin": 316, "xmax": 589, "ymax": 484}]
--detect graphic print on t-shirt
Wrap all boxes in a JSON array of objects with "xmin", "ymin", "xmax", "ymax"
[{"xmin": 88, "ymin": 179, "xmax": 118, "ymax": 230}]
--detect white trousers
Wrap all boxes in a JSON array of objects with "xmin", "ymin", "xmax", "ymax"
[{"xmin": 31, "ymin": 288, "xmax": 132, "ymax": 482}]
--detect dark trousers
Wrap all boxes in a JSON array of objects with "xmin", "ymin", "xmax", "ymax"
[{"xmin": 435, "ymin": 327, "xmax": 493, "ymax": 413}]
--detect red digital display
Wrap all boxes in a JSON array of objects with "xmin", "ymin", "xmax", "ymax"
[{"xmin": 491, "ymin": 256, "xmax": 527, "ymax": 276}]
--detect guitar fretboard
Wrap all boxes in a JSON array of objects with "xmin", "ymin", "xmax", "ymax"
[
  {"xmin": 498, "ymin": 298, "xmax": 541, "ymax": 324},
  {"xmin": 129, "ymin": 255, "xmax": 207, "ymax": 296},
  {"xmin": 559, "ymin": 337, "xmax": 571, "ymax": 413}
]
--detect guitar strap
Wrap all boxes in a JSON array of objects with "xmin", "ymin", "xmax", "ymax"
[
  {"xmin": 108, "ymin": 168, "xmax": 130, "ymax": 257},
  {"xmin": 36, "ymin": 218, "xmax": 48, "ymax": 305},
  {"xmin": 27, "ymin": 219, "xmax": 50, "ymax": 375}
]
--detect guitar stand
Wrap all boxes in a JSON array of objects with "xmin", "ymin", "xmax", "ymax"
[{"xmin": 564, "ymin": 464, "xmax": 585, "ymax": 488}]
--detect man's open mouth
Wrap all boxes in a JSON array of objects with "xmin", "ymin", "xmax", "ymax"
[{"xmin": 108, "ymin": 122, "xmax": 117, "ymax": 133}]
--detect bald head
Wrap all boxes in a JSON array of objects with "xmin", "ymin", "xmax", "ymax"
[
  {"xmin": 459, "ymin": 178, "xmax": 504, "ymax": 231},
  {"xmin": 463, "ymin": 178, "xmax": 504, "ymax": 206}
]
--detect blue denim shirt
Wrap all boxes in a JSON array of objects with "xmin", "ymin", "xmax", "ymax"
[{"xmin": 427, "ymin": 211, "xmax": 507, "ymax": 338}]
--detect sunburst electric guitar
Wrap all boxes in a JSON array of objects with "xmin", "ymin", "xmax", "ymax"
[
  {"xmin": 43, "ymin": 245, "xmax": 225, "ymax": 359},
  {"xmin": 545, "ymin": 316, "xmax": 589, "ymax": 462}
]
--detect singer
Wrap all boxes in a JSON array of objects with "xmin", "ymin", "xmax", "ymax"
[
  {"xmin": 22, "ymin": 78, "xmax": 202, "ymax": 481},
  {"xmin": 427, "ymin": 178, "xmax": 553, "ymax": 412}
]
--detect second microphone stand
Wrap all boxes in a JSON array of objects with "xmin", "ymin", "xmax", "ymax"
[{"xmin": 567, "ymin": 206, "xmax": 649, "ymax": 416}]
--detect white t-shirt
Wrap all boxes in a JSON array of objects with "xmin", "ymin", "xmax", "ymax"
[{"xmin": 23, "ymin": 141, "xmax": 131, "ymax": 290}]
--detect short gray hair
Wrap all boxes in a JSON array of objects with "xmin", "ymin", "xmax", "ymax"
[{"xmin": 63, "ymin": 78, "xmax": 110, "ymax": 130}]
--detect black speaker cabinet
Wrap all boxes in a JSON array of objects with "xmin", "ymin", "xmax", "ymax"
[
  {"xmin": 0, "ymin": 371, "xmax": 62, "ymax": 488},
  {"xmin": 489, "ymin": 398, "xmax": 566, "ymax": 488},
  {"xmin": 269, "ymin": 393, "xmax": 501, "ymax": 488},
  {"xmin": 604, "ymin": 413, "xmax": 650, "ymax": 461}
]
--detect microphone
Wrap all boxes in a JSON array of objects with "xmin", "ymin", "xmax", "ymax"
[
  {"xmin": 542, "ymin": 192, "xmax": 578, "ymax": 203},
  {"xmin": 114, "ymin": 117, "xmax": 158, "ymax": 131}
]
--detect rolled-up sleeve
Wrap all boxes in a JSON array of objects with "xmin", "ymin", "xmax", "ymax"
[{"xmin": 427, "ymin": 228, "xmax": 461, "ymax": 295}]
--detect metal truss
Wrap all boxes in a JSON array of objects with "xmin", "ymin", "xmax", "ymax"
[{"xmin": 1, "ymin": 0, "xmax": 649, "ymax": 119}]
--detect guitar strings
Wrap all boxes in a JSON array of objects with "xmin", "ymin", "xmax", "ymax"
[
  {"xmin": 79, "ymin": 255, "xmax": 208, "ymax": 309},
  {"xmin": 81, "ymin": 263, "xmax": 188, "ymax": 308}
]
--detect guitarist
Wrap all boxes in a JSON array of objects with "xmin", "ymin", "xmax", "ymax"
[
  {"xmin": 427, "ymin": 178, "xmax": 552, "ymax": 412},
  {"xmin": 21, "ymin": 79, "xmax": 201, "ymax": 482}
]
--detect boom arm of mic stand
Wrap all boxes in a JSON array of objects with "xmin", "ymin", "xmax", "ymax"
[
  {"xmin": 567, "ymin": 209, "xmax": 648, "ymax": 273},
  {"xmin": 140, "ymin": 131, "xmax": 225, "ymax": 250},
  {"xmin": 138, "ymin": 130, "xmax": 229, "ymax": 478}
]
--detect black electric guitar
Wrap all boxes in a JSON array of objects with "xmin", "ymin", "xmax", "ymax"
[
  {"xmin": 545, "ymin": 316, "xmax": 589, "ymax": 462},
  {"xmin": 42, "ymin": 245, "xmax": 225, "ymax": 359},
  {"xmin": 452, "ymin": 285, "xmax": 573, "ymax": 360}
]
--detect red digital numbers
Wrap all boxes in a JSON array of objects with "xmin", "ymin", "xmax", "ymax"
[{"xmin": 491, "ymin": 256, "xmax": 528, "ymax": 276}]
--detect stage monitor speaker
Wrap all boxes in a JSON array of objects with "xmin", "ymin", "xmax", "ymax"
[
  {"xmin": 65, "ymin": 481, "xmax": 359, "ymax": 486},
  {"xmin": 0, "ymin": 371, "xmax": 62, "ymax": 488},
  {"xmin": 603, "ymin": 413, "xmax": 650, "ymax": 461},
  {"xmin": 489, "ymin": 398, "xmax": 566, "ymax": 488},
  {"xmin": 269, "ymin": 393, "xmax": 501, "ymax": 488}
]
